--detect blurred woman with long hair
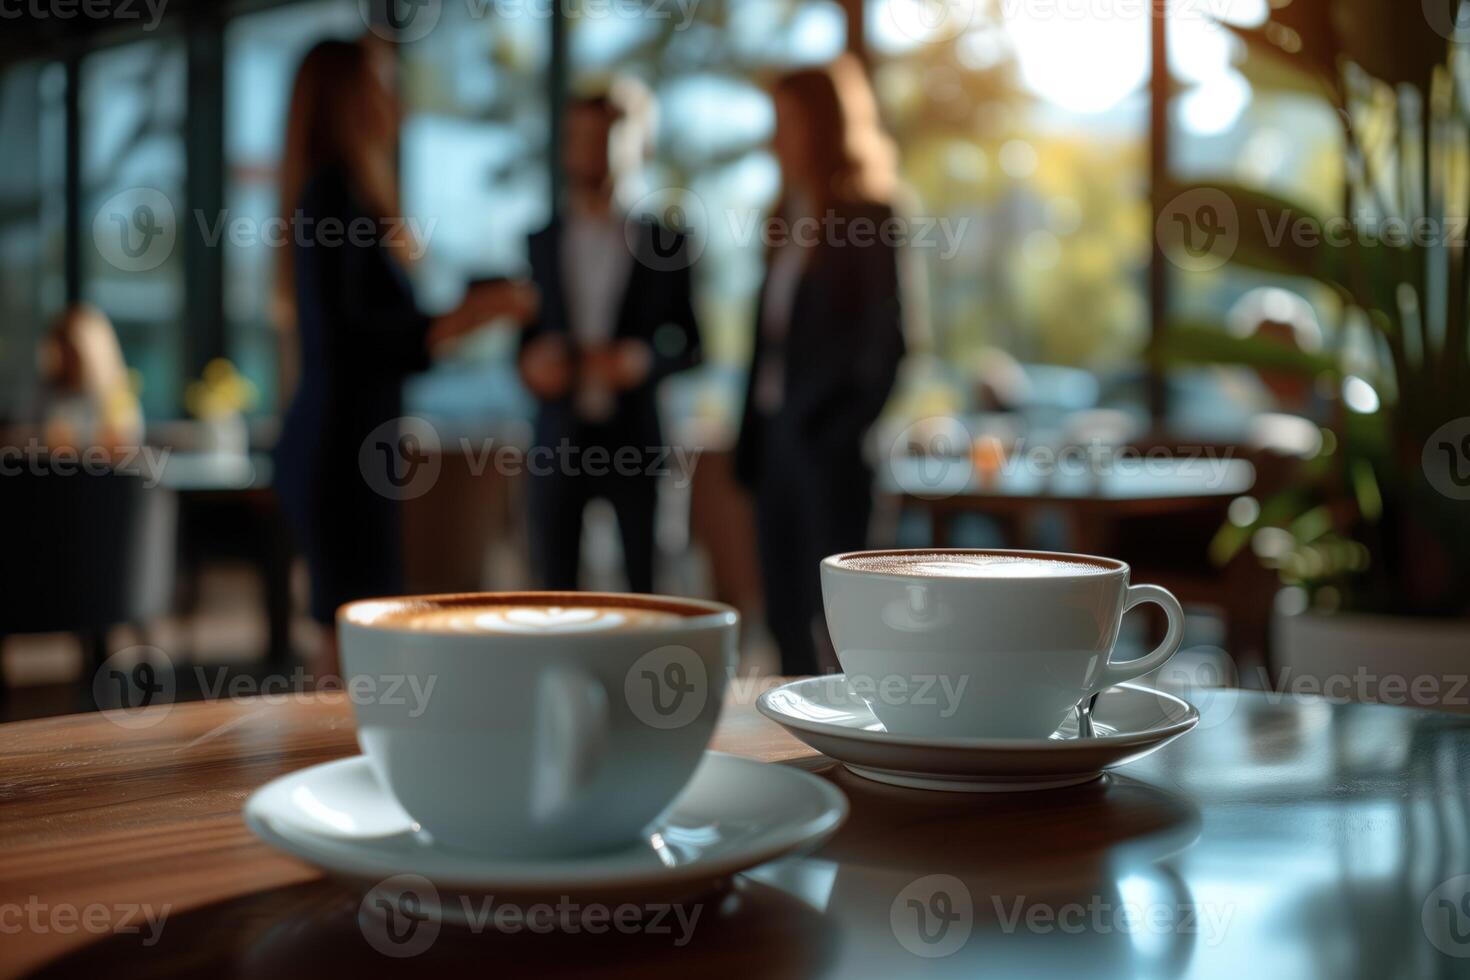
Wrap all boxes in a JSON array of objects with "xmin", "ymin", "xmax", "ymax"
[
  {"xmin": 734, "ymin": 56, "xmax": 906, "ymax": 675},
  {"xmin": 36, "ymin": 303, "xmax": 143, "ymax": 454},
  {"xmin": 272, "ymin": 39, "xmax": 536, "ymax": 674}
]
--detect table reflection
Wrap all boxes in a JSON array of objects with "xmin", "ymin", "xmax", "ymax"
[
  {"xmin": 752, "ymin": 768, "xmax": 1202, "ymax": 978},
  {"xmin": 34, "ymin": 877, "xmax": 838, "ymax": 980}
]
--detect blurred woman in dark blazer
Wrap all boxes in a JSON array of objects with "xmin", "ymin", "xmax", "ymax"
[
  {"xmin": 735, "ymin": 56, "xmax": 906, "ymax": 676},
  {"xmin": 272, "ymin": 40, "xmax": 536, "ymax": 675}
]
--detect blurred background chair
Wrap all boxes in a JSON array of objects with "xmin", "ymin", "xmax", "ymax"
[{"xmin": 0, "ymin": 462, "xmax": 177, "ymax": 702}]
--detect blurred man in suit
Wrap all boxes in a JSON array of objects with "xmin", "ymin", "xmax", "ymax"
[{"xmin": 518, "ymin": 90, "xmax": 702, "ymax": 593}]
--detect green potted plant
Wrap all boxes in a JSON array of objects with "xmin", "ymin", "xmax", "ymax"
[{"xmin": 1157, "ymin": 0, "xmax": 1470, "ymax": 707}]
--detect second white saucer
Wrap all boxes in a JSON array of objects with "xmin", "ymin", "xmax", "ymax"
[
  {"xmin": 757, "ymin": 677, "xmax": 1198, "ymax": 792},
  {"xmin": 244, "ymin": 750, "xmax": 847, "ymax": 914}
]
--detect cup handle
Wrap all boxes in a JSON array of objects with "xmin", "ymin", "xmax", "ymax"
[
  {"xmin": 530, "ymin": 665, "xmax": 609, "ymax": 821},
  {"xmin": 1099, "ymin": 584, "xmax": 1185, "ymax": 690}
]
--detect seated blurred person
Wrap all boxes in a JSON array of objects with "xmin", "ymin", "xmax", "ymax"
[
  {"xmin": 735, "ymin": 57, "xmax": 906, "ymax": 675},
  {"xmin": 518, "ymin": 87, "xmax": 702, "ymax": 593},
  {"xmin": 272, "ymin": 40, "xmax": 537, "ymax": 675},
  {"xmin": 36, "ymin": 303, "xmax": 143, "ymax": 454}
]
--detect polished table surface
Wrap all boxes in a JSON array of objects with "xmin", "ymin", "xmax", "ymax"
[
  {"xmin": 4, "ymin": 684, "xmax": 1470, "ymax": 978},
  {"xmin": 155, "ymin": 451, "xmax": 274, "ymax": 493}
]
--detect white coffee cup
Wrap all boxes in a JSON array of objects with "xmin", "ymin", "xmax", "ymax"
[
  {"xmin": 339, "ymin": 591, "xmax": 738, "ymax": 856},
  {"xmin": 820, "ymin": 550, "xmax": 1185, "ymax": 740}
]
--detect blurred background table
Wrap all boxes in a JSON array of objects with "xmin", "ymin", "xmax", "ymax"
[
  {"xmin": 156, "ymin": 452, "xmax": 294, "ymax": 668},
  {"xmin": 4, "ymin": 683, "xmax": 1470, "ymax": 977},
  {"xmin": 883, "ymin": 454, "xmax": 1256, "ymax": 552},
  {"xmin": 155, "ymin": 452, "xmax": 273, "ymax": 495},
  {"xmin": 882, "ymin": 453, "xmax": 1272, "ymax": 666}
]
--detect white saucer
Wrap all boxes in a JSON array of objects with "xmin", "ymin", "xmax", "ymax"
[
  {"xmin": 243, "ymin": 751, "xmax": 847, "ymax": 913},
  {"xmin": 757, "ymin": 677, "xmax": 1198, "ymax": 793}
]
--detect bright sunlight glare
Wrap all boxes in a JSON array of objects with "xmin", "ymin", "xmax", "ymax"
[
  {"xmin": 1003, "ymin": 0, "xmax": 1268, "ymax": 116},
  {"xmin": 1007, "ymin": 5, "xmax": 1148, "ymax": 113}
]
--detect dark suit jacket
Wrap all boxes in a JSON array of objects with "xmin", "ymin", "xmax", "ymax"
[
  {"xmin": 735, "ymin": 200, "xmax": 905, "ymax": 487},
  {"xmin": 520, "ymin": 217, "xmax": 702, "ymax": 455},
  {"xmin": 272, "ymin": 163, "xmax": 431, "ymax": 621}
]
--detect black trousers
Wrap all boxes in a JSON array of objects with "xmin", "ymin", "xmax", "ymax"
[
  {"xmin": 528, "ymin": 463, "xmax": 657, "ymax": 594},
  {"xmin": 755, "ymin": 431, "xmax": 873, "ymax": 676}
]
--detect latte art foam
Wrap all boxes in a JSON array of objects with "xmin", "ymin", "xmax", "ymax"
[
  {"xmin": 384, "ymin": 604, "xmax": 684, "ymax": 634},
  {"xmin": 840, "ymin": 553, "xmax": 1112, "ymax": 578}
]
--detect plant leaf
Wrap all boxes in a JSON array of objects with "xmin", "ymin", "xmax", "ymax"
[
  {"xmin": 1161, "ymin": 321, "xmax": 1339, "ymax": 376},
  {"xmin": 1161, "ymin": 181, "xmax": 1352, "ymax": 290}
]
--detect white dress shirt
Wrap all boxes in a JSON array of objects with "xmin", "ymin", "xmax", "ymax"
[{"xmin": 561, "ymin": 208, "xmax": 631, "ymax": 421}]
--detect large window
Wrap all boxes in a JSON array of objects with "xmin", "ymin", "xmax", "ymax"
[
  {"xmin": 1165, "ymin": 13, "xmax": 1340, "ymax": 312},
  {"xmin": 0, "ymin": 60, "xmax": 66, "ymax": 421},
  {"xmin": 868, "ymin": 0, "xmax": 1151, "ymax": 375},
  {"xmin": 80, "ymin": 38, "xmax": 187, "ymax": 420},
  {"xmin": 862, "ymin": 0, "xmax": 1298, "ymax": 438},
  {"xmin": 397, "ymin": 2, "xmax": 552, "ymax": 424}
]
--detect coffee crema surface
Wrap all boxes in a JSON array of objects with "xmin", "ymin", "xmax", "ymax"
[
  {"xmin": 377, "ymin": 603, "xmax": 686, "ymax": 634},
  {"xmin": 838, "ymin": 553, "xmax": 1114, "ymax": 578}
]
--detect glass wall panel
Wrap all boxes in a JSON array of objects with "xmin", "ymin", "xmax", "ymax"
[
  {"xmin": 0, "ymin": 60, "xmax": 66, "ymax": 422},
  {"xmin": 80, "ymin": 38, "xmax": 187, "ymax": 420},
  {"xmin": 398, "ymin": 1, "xmax": 552, "ymax": 423}
]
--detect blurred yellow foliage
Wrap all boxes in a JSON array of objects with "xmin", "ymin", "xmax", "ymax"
[{"xmin": 185, "ymin": 357, "xmax": 258, "ymax": 421}]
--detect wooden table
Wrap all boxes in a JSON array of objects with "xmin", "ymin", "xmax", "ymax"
[{"xmin": 4, "ymin": 685, "xmax": 1470, "ymax": 977}]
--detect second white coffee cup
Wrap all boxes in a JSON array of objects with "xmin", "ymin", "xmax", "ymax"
[{"xmin": 821, "ymin": 549, "xmax": 1185, "ymax": 740}]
